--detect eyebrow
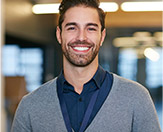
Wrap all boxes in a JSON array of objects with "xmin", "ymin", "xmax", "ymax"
[
  {"xmin": 65, "ymin": 22, "xmax": 77, "ymax": 27},
  {"xmin": 87, "ymin": 23, "xmax": 99, "ymax": 27},
  {"xmin": 65, "ymin": 22, "xmax": 99, "ymax": 28}
]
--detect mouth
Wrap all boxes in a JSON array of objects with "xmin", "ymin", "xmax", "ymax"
[{"xmin": 71, "ymin": 45, "xmax": 92, "ymax": 53}]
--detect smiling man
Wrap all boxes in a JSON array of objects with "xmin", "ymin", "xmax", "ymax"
[
  {"xmin": 56, "ymin": 5, "xmax": 106, "ymax": 94},
  {"xmin": 11, "ymin": 0, "xmax": 161, "ymax": 132},
  {"xmin": 58, "ymin": 7, "xmax": 104, "ymax": 68}
]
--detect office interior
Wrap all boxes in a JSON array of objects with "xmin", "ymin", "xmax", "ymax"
[{"xmin": 1, "ymin": 0, "xmax": 162, "ymax": 131}]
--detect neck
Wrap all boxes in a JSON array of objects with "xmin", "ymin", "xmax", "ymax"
[{"xmin": 63, "ymin": 56, "xmax": 98, "ymax": 94}]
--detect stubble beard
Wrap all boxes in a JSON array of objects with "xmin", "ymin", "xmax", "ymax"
[{"xmin": 61, "ymin": 40, "xmax": 100, "ymax": 67}]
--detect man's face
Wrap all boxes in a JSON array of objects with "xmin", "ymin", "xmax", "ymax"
[{"xmin": 57, "ymin": 6, "xmax": 106, "ymax": 67}]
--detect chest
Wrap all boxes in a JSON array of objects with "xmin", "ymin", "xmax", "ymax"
[{"xmin": 29, "ymin": 92, "xmax": 133, "ymax": 132}]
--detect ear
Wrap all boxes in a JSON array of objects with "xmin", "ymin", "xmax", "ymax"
[
  {"xmin": 100, "ymin": 28, "xmax": 106, "ymax": 46},
  {"xmin": 56, "ymin": 26, "xmax": 62, "ymax": 44}
]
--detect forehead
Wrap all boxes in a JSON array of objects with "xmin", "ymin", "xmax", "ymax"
[{"xmin": 62, "ymin": 6, "xmax": 101, "ymax": 26}]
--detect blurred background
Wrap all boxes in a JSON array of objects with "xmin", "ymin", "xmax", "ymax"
[{"xmin": 0, "ymin": 0, "xmax": 162, "ymax": 131}]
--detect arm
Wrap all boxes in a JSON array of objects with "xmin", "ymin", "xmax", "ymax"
[
  {"xmin": 132, "ymin": 88, "xmax": 161, "ymax": 132},
  {"xmin": 11, "ymin": 97, "xmax": 32, "ymax": 132}
]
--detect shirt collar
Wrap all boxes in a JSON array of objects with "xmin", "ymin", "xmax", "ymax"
[
  {"xmin": 57, "ymin": 70, "xmax": 66, "ymax": 91},
  {"xmin": 57, "ymin": 65, "xmax": 106, "ymax": 92},
  {"xmin": 92, "ymin": 65, "xmax": 106, "ymax": 88}
]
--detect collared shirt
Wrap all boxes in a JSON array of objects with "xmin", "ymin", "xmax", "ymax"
[{"xmin": 57, "ymin": 66, "xmax": 113, "ymax": 132}]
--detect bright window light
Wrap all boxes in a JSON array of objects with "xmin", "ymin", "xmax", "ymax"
[
  {"xmin": 32, "ymin": 4, "xmax": 60, "ymax": 14},
  {"xmin": 144, "ymin": 48, "xmax": 160, "ymax": 62},
  {"xmin": 32, "ymin": 2, "xmax": 119, "ymax": 14},
  {"xmin": 99, "ymin": 2, "xmax": 119, "ymax": 12},
  {"xmin": 121, "ymin": 2, "xmax": 163, "ymax": 12}
]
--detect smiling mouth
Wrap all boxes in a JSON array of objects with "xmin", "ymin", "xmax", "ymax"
[
  {"xmin": 71, "ymin": 45, "xmax": 92, "ymax": 53},
  {"xmin": 74, "ymin": 47, "xmax": 89, "ymax": 51}
]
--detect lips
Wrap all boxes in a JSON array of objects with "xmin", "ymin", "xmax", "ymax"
[
  {"xmin": 70, "ymin": 45, "xmax": 92, "ymax": 53},
  {"xmin": 73, "ymin": 46, "xmax": 89, "ymax": 51},
  {"xmin": 68, "ymin": 40, "xmax": 93, "ymax": 53}
]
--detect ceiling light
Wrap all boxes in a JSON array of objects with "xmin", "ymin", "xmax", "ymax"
[
  {"xmin": 154, "ymin": 32, "xmax": 163, "ymax": 42},
  {"xmin": 144, "ymin": 48, "xmax": 160, "ymax": 61},
  {"xmin": 32, "ymin": 4, "xmax": 60, "ymax": 14},
  {"xmin": 99, "ymin": 2, "xmax": 119, "ymax": 12},
  {"xmin": 121, "ymin": 2, "xmax": 163, "ymax": 12},
  {"xmin": 32, "ymin": 2, "xmax": 119, "ymax": 14},
  {"xmin": 113, "ymin": 37, "xmax": 138, "ymax": 47}
]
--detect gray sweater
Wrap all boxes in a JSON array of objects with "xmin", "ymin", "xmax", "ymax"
[{"xmin": 11, "ymin": 74, "xmax": 161, "ymax": 132}]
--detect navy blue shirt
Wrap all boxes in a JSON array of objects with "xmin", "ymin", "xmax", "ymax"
[{"xmin": 57, "ymin": 66, "xmax": 113, "ymax": 132}]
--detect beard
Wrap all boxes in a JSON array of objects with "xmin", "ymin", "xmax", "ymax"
[{"xmin": 61, "ymin": 39, "xmax": 100, "ymax": 67}]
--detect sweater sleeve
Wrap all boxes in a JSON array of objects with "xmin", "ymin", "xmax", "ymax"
[
  {"xmin": 132, "ymin": 88, "xmax": 161, "ymax": 132},
  {"xmin": 11, "ymin": 96, "xmax": 32, "ymax": 132}
]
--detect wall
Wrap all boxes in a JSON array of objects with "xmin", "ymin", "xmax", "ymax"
[
  {"xmin": 1, "ymin": 0, "xmax": 6, "ymax": 131},
  {"xmin": 5, "ymin": 0, "xmax": 58, "ymax": 45},
  {"xmin": 5, "ymin": 0, "xmax": 162, "ymax": 45}
]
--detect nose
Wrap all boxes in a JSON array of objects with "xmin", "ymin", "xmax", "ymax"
[{"xmin": 77, "ymin": 29, "xmax": 87, "ymax": 41}]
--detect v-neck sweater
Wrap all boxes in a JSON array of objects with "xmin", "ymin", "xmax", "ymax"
[
  {"xmin": 11, "ymin": 74, "xmax": 161, "ymax": 132},
  {"xmin": 57, "ymin": 66, "xmax": 113, "ymax": 132}
]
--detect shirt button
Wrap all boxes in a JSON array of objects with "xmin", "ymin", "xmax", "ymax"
[
  {"xmin": 79, "ymin": 97, "xmax": 82, "ymax": 102},
  {"xmin": 80, "ymin": 122, "xmax": 82, "ymax": 126}
]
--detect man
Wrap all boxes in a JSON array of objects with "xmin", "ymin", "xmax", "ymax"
[{"xmin": 11, "ymin": 0, "xmax": 161, "ymax": 132}]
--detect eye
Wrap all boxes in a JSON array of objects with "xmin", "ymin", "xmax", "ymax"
[
  {"xmin": 67, "ymin": 27, "xmax": 76, "ymax": 31},
  {"xmin": 88, "ymin": 27, "xmax": 97, "ymax": 31}
]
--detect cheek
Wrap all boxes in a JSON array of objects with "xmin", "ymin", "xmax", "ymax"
[
  {"xmin": 62, "ymin": 33, "xmax": 76, "ymax": 44},
  {"xmin": 89, "ymin": 33, "xmax": 102, "ymax": 44}
]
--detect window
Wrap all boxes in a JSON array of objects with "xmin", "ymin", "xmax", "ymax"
[
  {"xmin": 2, "ymin": 45, "xmax": 43, "ymax": 92},
  {"xmin": 146, "ymin": 47, "xmax": 163, "ymax": 88},
  {"xmin": 118, "ymin": 48, "xmax": 137, "ymax": 81}
]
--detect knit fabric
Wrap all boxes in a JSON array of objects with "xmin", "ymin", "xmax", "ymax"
[{"xmin": 11, "ymin": 74, "xmax": 161, "ymax": 132}]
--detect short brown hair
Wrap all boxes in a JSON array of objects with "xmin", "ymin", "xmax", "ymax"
[{"xmin": 58, "ymin": 0, "xmax": 106, "ymax": 31}]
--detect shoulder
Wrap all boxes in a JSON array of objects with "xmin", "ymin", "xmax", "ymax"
[
  {"xmin": 25, "ymin": 77, "xmax": 57, "ymax": 99},
  {"xmin": 111, "ymin": 74, "xmax": 150, "ymax": 100},
  {"xmin": 19, "ymin": 77, "xmax": 58, "ymax": 109},
  {"xmin": 112, "ymin": 73, "xmax": 148, "ymax": 92},
  {"xmin": 110, "ymin": 74, "xmax": 156, "ymax": 115},
  {"xmin": 12, "ymin": 77, "xmax": 61, "ymax": 131}
]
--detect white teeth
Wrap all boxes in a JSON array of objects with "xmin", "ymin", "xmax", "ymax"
[{"xmin": 73, "ymin": 47, "xmax": 89, "ymax": 51}]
